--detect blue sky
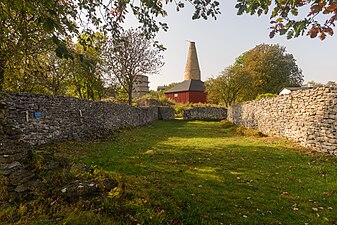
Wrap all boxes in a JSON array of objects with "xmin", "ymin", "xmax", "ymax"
[{"xmin": 125, "ymin": 1, "xmax": 337, "ymax": 90}]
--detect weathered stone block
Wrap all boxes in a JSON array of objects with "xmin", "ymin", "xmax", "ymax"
[
  {"xmin": 158, "ymin": 107, "xmax": 175, "ymax": 120},
  {"xmin": 9, "ymin": 169, "xmax": 35, "ymax": 186},
  {"xmin": 0, "ymin": 175, "xmax": 9, "ymax": 201}
]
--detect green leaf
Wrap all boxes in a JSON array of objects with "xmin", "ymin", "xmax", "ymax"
[
  {"xmin": 55, "ymin": 45, "xmax": 68, "ymax": 58},
  {"xmin": 279, "ymin": 29, "xmax": 287, "ymax": 35},
  {"xmin": 287, "ymin": 30, "xmax": 294, "ymax": 39},
  {"xmin": 271, "ymin": 7, "xmax": 279, "ymax": 18},
  {"xmin": 291, "ymin": 9, "xmax": 298, "ymax": 16},
  {"xmin": 237, "ymin": 7, "xmax": 245, "ymax": 15},
  {"xmin": 43, "ymin": 18, "xmax": 55, "ymax": 32}
]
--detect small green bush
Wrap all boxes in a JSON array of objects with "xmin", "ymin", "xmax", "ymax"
[
  {"xmin": 174, "ymin": 104, "xmax": 191, "ymax": 118},
  {"xmin": 234, "ymin": 126, "xmax": 266, "ymax": 137},
  {"xmin": 255, "ymin": 93, "xmax": 277, "ymax": 100},
  {"xmin": 219, "ymin": 120, "xmax": 234, "ymax": 129},
  {"xmin": 138, "ymin": 91, "xmax": 175, "ymax": 106}
]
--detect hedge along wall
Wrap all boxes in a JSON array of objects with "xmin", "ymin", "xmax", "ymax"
[{"xmin": 227, "ymin": 87, "xmax": 337, "ymax": 155}]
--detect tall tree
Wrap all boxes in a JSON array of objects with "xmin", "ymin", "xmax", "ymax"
[
  {"xmin": 205, "ymin": 66, "xmax": 251, "ymax": 106},
  {"xmin": 235, "ymin": 44, "xmax": 303, "ymax": 98},
  {"xmin": 40, "ymin": 55, "xmax": 73, "ymax": 96},
  {"xmin": 105, "ymin": 29, "xmax": 164, "ymax": 105},
  {"xmin": 0, "ymin": 0, "xmax": 77, "ymax": 90},
  {"xmin": 69, "ymin": 32, "xmax": 107, "ymax": 100}
]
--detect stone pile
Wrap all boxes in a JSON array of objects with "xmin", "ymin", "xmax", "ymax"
[{"xmin": 227, "ymin": 87, "xmax": 337, "ymax": 155}]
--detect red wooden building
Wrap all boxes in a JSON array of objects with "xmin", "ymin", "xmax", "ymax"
[
  {"xmin": 165, "ymin": 80, "xmax": 207, "ymax": 104},
  {"xmin": 164, "ymin": 41, "xmax": 207, "ymax": 104}
]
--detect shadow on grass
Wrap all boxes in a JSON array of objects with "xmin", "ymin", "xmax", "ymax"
[{"xmin": 75, "ymin": 120, "xmax": 337, "ymax": 224}]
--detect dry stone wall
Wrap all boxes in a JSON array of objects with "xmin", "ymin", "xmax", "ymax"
[
  {"xmin": 1, "ymin": 91, "xmax": 159, "ymax": 145},
  {"xmin": 158, "ymin": 107, "xmax": 175, "ymax": 120},
  {"xmin": 0, "ymin": 91, "xmax": 172, "ymax": 200},
  {"xmin": 183, "ymin": 107, "xmax": 227, "ymax": 120},
  {"xmin": 227, "ymin": 87, "xmax": 337, "ymax": 155}
]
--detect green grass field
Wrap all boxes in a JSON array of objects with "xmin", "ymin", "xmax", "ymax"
[{"xmin": 2, "ymin": 120, "xmax": 337, "ymax": 224}]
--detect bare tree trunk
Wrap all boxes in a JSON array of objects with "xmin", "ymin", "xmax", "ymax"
[
  {"xmin": 128, "ymin": 82, "xmax": 133, "ymax": 105},
  {"xmin": 128, "ymin": 88, "xmax": 132, "ymax": 105}
]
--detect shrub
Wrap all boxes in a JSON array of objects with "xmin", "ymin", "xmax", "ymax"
[
  {"xmin": 138, "ymin": 91, "xmax": 175, "ymax": 106},
  {"xmin": 255, "ymin": 93, "xmax": 277, "ymax": 100},
  {"xmin": 234, "ymin": 126, "xmax": 267, "ymax": 137},
  {"xmin": 219, "ymin": 120, "xmax": 234, "ymax": 129},
  {"xmin": 174, "ymin": 104, "xmax": 191, "ymax": 118}
]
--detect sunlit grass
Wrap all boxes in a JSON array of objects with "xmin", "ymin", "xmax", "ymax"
[{"xmin": 2, "ymin": 120, "xmax": 337, "ymax": 224}]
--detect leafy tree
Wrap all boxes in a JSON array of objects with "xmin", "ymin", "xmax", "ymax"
[
  {"xmin": 205, "ymin": 66, "xmax": 251, "ymax": 107},
  {"xmin": 0, "ymin": 0, "xmax": 220, "ymax": 90},
  {"xmin": 305, "ymin": 80, "xmax": 337, "ymax": 88},
  {"xmin": 207, "ymin": 44, "xmax": 303, "ymax": 106},
  {"xmin": 325, "ymin": 81, "xmax": 337, "ymax": 87},
  {"xmin": 40, "ymin": 55, "xmax": 73, "ymax": 96},
  {"xmin": 69, "ymin": 33, "xmax": 107, "ymax": 100},
  {"xmin": 105, "ymin": 29, "xmax": 164, "ymax": 105},
  {"xmin": 305, "ymin": 80, "xmax": 324, "ymax": 87},
  {"xmin": 236, "ymin": 0, "xmax": 337, "ymax": 40},
  {"xmin": 234, "ymin": 44, "xmax": 303, "ymax": 98},
  {"xmin": 5, "ymin": 51, "xmax": 74, "ymax": 95},
  {"xmin": 0, "ymin": 0, "xmax": 77, "ymax": 89}
]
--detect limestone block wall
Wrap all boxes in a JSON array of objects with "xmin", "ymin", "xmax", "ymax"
[
  {"xmin": 158, "ymin": 107, "xmax": 175, "ymax": 120},
  {"xmin": 0, "ymin": 91, "xmax": 164, "ymax": 200},
  {"xmin": 227, "ymin": 87, "xmax": 337, "ymax": 155},
  {"xmin": 183, "ymin": 107, "xmax": 227, "ymax": 120},
  {"xmin": 0, "ymin": 91, "xmax": 159, "ymax": 146}
]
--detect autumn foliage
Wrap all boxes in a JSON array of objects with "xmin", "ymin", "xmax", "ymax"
[{"xmin": 236, "ymin": 0, "xmax": 337, "ymax": 40}]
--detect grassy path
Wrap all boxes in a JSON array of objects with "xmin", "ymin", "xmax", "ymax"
[
  {"xmin": 3, "ymin": 120, "xmax": 337, "ymax": 224},
  {"xmin": 76, "ymin": 120, "xmax": 337, "ymax": 224}
]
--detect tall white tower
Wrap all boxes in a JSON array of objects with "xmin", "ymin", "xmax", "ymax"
[{"xmin": 184, "ymin": 41, "xmax": 201, "ymax": 81}]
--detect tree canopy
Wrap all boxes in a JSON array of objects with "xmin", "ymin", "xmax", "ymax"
[
  {"xmin": 0, "ymin": 0, "xmax": 220, "ymax": 90},
  {"xmin": 206, "ymin": 44, "xmax": 303, "ymax": 106},
  {"xmin": 1, "ymin": 0, "xmax": 334, "ymax": 98},
  {"xmin": 205, "ymin": 66, "xmax": 251, "ymax": 106},
  {"xmin": 105, "ymin": 29, "xmax": 164, "ymax": 105},
  {"xmin": 235, "ymin": 44, "xmax": 303, "ymax": 97}
]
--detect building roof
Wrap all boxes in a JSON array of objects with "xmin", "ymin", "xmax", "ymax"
[
  {"xmin": 282, "ymin": 87, "xmax": 313, "ymax": 91},
  {"xmin": 157, "ymin": 86, "xmax": 166, "ymax": 91},
  {"xmin": 279, "ymin": 86, "xmax": 313, "ymax": 95},
  {"xmin": 164, "ymin": 80, "xmax": 205, "ymax": 93}
]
